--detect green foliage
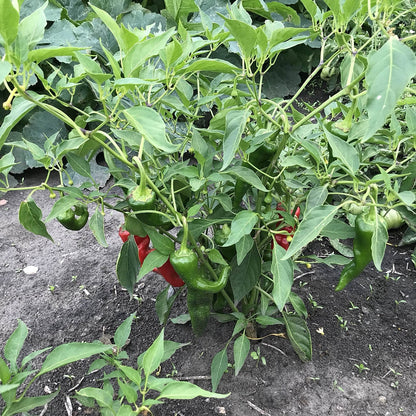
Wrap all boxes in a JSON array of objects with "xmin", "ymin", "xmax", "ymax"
[{"xmin": 0, "ymin": 0, "xmax": 416, "ymax": 396}]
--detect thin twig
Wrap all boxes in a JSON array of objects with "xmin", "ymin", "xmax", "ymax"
[
  {"xmin": 174, "ymin": 375, "xmax": 212, "ymax": 381},
  {"xmin": 247, "ymin": 401, "xmax": 272, "ymax": 416},
  {"xmin": 65, "ymin": 395, "xmax": 73, "ymax": 416},
  {"xmin": 39, "ymin": 404, "xmax": 48, "ymax": 416},
  {"xmin": 262, "ymin": 342, "xmax": 287, "ymax": 356}
]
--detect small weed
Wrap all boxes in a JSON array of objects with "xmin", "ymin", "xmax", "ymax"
[
  {"xmin": 394, "ymin": 299, "xmax": 407, "ymax": 306},
  {"xmin": 348, "ymin": 301, "xmax": 359, "ymax": 310},
  {"xmin": 48, "ymin": 285, "xmax": 55, "ymax": 293},
  {"xmin": 335, "ymin": 314, "xmax": 349, "ymax": 331},
  {"xmin": 251, "ymin": 347, "xmax": 266, "ymax": 367},
  {"xmin": 391, "ymin": 380, "xmax": 400, "ymax": 389},
  {"xmin": 354, "ymin": 363, "xmax": 370, "ymax": 374},
  {"xmin": 333, "ymin": 380, "xmax": 345, "ymax": 392},
  {"xmin": 71, "ymin": 275, "xmax": 78, "ymax": 281},
  {"xmin": 308, "ymin": 294, "xmax": 323, "ymax": 310}
]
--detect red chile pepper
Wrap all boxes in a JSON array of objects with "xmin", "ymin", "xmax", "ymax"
[
  {"xmin": 272, "ymin": 205, "xmax": 300, "ymax": 251},
  {"xmin": 119, "ymin": 226, "xmax": 184, "ymax": 287}
]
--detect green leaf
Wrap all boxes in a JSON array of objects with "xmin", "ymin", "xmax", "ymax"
[
  {"xmin": 2, "ymin": 392, "xmax": 59, "ymax": 416},
  {"xmin": 46, "ymin": 196, "xmax": 78, "ymax": 221},
  {"xmin": 211, "ymin": 347, "xmax": 228, "ymax": 392},
  {"xmin": 282, "ymin": 312, "xmax": 312, "ymax": 362},
  {"xmin": 142, "ymin": 329, "xmax": 165, "ymax": 378},
  {"xmin": 177, "ymin": 58, "xmax": 239, "ymax": 74},
  {"xmin": 65, "ymin": 152, "xmax": 91, "ymax": 178},
  {"xmin": 143, "ymin": 225, "xmax": 175, "ymax": 255},
  {"xmin": 157, "ymin": 380, "xmax": 230, "ymax": 400},
  {"xmin": 271, "ymin": 244, "xmax": 294, "ymax": 311},
  {"xmin": 0, "ymin": 383, "xmax": 19, "ymax": 394},
  {"xmin": 282, "ymin": 205, "xmax": 339, "ymax": 259},
  {"xmin": 155, "ymin": 286, "xmax": 182, "ymax": 325},
  {"xmin": 289, "ymin": 292, "xmax": 308, "ymax": 319},
  {"xmin": 0, "ymin": 93, "xmax": 46, "ymax": 151},
  {"xmin": 233, "ymin": 334, "xmax": 250, "ymax": 376},
  {"xmin": 324, "ymin": 125, "xmax": 359, "ymax": 174},
  {"xmin": 371, "ymin": 214, "xmax": 388, "ymax": 271},
  {"xmin": 119, "ymin": 365, "xmax": 142, "ymax": 387},
  {"xmin": 116, "ymin": 235, "xmax": 140, "ymax": 295},
  {"xmin": 222, "ymin": 17, "xmax": 257, "ymax": 59},
  {"xmin": 0, "ymin": 61, "xmax": 12, "ymax": 84},
  {"xmin": 224, "ymin": 211, "xmax": 258, "ymax": 247},
  {"xmin": 221, "ymin": 109, "xmax": 250, "ymax": 171},
  {"xmin": 0, "ymin": 0, "xmax": 20, "ymax": 46},
  {"xmin": 0, "ymin": 357, "xmax": 11, "ymax": 383},
  {"xmin": 363, "ymin": 38, "xmax": 416, "ymax": 141},
  {"xmin": 4, "ymin": 320, "xmax": 28, "ymax": 374},
  {"xmin": 305, "ymin": 185, "xmax": 328, "ymax": 214},
  {"xmin": 123, "ymin": 28, "xmax": 175, "ymax": 76},
  {"xmin": 38, "ymin": 343, "xmax": 113, "ymax": 377},
  {"xmin": 118, "ymin": 379, "xmax": 138, "ymax": 404},
  {"xmin": 138, "ymin": 250, "xmax": 168, "ymax": 280},
  {"xmin": 223, "ymin": 166, "xmax": 268, "ymax": 192},
  {"xmin": 230, "ymin": 244, "xmax": 261, "ymax": 303},
  {"xmin": 123, "ymin": 106, "xmax": 177, "ymax": 153},
  {"xmin": 27, "ymin": 46, "xmax": 85, "ymax": 62},
  {"xmin": 114, "ymin": 313, "xmax": 136, "ymax": 350},
  {"xmin": 89, "ymin": 207, "xmax": 107, "ymax": 247},
  {"xmin": 75, "ymin": 387, "xmax": 114, "ymax": 409},
  {"xmin": 235, "ymin": 234, "xmax": 254, "ymax": 265},
  {"xmin": 18, "ymin": 197, "xmax": 53, "ymax": 241}
]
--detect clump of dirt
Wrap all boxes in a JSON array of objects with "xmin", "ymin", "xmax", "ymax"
[{"xmin": 1, "ymin": 169, "xmax": 415, "ymax": 416}]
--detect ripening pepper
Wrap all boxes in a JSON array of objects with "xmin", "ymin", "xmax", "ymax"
[
  {"xmin": 57, "ymin": 204, "xmax": 89, "ymax": 231},
  {"xmin": 335, "ymin": 210, "xmax": 385, "ymax": 291},
  {"xmin": 119, "ymin": 227, "xmax": 184, "ymax": 287},
  {"xmin": 272, "ymin": 205, "xmax": 300, "ymax": 250}
]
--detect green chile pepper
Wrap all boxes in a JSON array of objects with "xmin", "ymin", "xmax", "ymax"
[
  {"xmin": 170, "ymin": 244, "xmax": 230, "ymax": 335},
  {"xmin": 214, "ymin": 224, "xmax": 236, "ymax": 261},
  {"xmin": 127, "ymin": 185, "xmax": 156, "ymax": 212},
  {"xmin": 335, "ymin": 211, "xmax": 385, "ymax": 291},
  {"xmin": 57, "ymin": 204, "xmax": 89, "ymax": 231}
]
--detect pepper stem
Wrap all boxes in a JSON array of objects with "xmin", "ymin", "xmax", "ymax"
[{"xmin": 180, "ymin": 216, "xmax": 189, "ymax": 251}]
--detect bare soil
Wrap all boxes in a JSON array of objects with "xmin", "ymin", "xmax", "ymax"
[{"xmin": 1, "ymin": 169, "xmax": 416, "ymax": 416}]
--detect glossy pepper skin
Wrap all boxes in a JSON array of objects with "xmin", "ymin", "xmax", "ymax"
[
  {"xmin": 170, "ymin": 247, "xmax": 230, "ymax": 335},
  {"xmin": 127, "ymin": 185, "xmax": 156, "ymax": 212},
  {"xmin": 272, "ymin": 205, "xmax": 300, "ymax": 250},
  {"xmin": 119, "ymin": 227, "xmax": 184, "ymax": 287},
  {"xmin": 335, "ymin": 212, "xmax": 383, "ymax": 291},
  {"xmin": 214, "ymin": 224, "xmax": 236, "ymax": 261},
  {"xmin": 57, "ymin": 204, "xmax": 89, "ymax": 231}
]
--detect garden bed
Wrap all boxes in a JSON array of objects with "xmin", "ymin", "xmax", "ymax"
[{"xmin": 1, "ymin": 168, "xmax": 415, "ymax": 416}]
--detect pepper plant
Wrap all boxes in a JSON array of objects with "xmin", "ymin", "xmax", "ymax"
[{"xmin": 0, "ymin": 0, "xmax": 415, "ymax": 392}]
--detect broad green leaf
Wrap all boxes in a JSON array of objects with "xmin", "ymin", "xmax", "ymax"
[
  {"xmin": 0, "ymin": 149, "xmax": 15, "ymax": 175},
  {"xmin": 119, "ymin": 365, "xmax": 142, "ymax": 387},
  {"xmin": 271, "ymin": 244, "xmax": 294, "ymax": 311},
  {"xmin": 324, "ymin": 125, "xmax": 359, "ymax": 174},
  {"xmin": 4, "ymin": 320, "xmax": 27, "ymax": 374},
  {"xmin": 321, "ymin": 219, "xmax": 355, "ymax": 239},
  {"xmin": 155, "ymin": 286, "xmax": 182, "ymax": 325},
  {"xmin": 65, "ymin": 152, "xmax": 91, "ymax": 178},
  {"xmin": 233, "ymin": 334, "xmax": 250, "ymax": 376},
  {"xmin": 38, "ymin": 343, "xmax": 113, "ymax": 376},
  {"xmin": 0, "ymin": 93, "xmax": 46, "ymax": 151},
  {"xmin": 46, "ymin": 196, "xmax": 78, "ymax": 221},
  {"xmin": 157, "ymin": 380, "xmax": 230, "ymax": 400},
  {"xmin": 0, "ymin": 357, "xmax": 11, "ymax": 383},
  {"xmin": 164, "ymin": 0, "xmax": 198, "ymax": 23},
  {"xmin": 18, "ymin": 197, "xmax": 53, "ymax": 241},
  {"xmin": 123, "ymin": 28, "xmax": 175, "ymax": 76},
  {"xmin": 90, "ymin": 4, "xmax": 138, "ymax": 54},
  {"xmin": 0, "ymin": 61, "xmax": 12, "ymax": 84},
  {"xmin": 116, "ymin": 235, "xmax": 140, "ymax": 295},
  {"xmin": 118, "ymin": 379, "xmax": 138, "ymax": 404},
  {"xmin": 371, "ymin": 214, "xmax": 388, "ymax": 271},
  {"xmin": 123, "ymin": 106, "xmax": 177, "ymax": 153},
  {"xmin": 282, "ymin": 312, "xmax": 312, "ymax": 362},
  {"xmin": 305, "ymin": 185, "xmax": 328, "ymax": 214},
  {"xmin": 138, "ymin": 251, "xmax": 168, "ymax": 279},
  {"xmin": 143, "ymin": 224, "xmax": 175, "ymax": 255},
  {"xmin": 289, "ymin": 292, "xmax": 308, "ymax": 319},
  {"xmin": 0, "ymin": 383, "xmax": 19, "ymax": 394},
  {"xmin": 222, "ymin": 166, "xmax": 268, "ymax": 192},
  {"xmin": 224, "ymin": 210, "xmax": 258, "ymax": 247},
  {"xmin": 89, "ymin": 207, "xmax": 107, "ymax": 247},
  {"xmin": 363, "ymin": 38, "xmax": 416, "ymax": 141},
  {"xmin": 211, "ymin": 347, "xmax": 228, "ymax": 392},
  {"xmin": 0, "ymin": 0, "xmax": 19, "ymax": 46},
  {"xmin": 222, "ymin": 17, "xmax": 257, "ymax": 59},
  {"xmin": 75, "ymin": 387, "xmax": 114, "ymax": 409},
  {"xmin": 177, "ymin": 58, "xmax": 239, "ymax": 74},
  {"xmin": 221, "ymin": 109, "xmax": 250, "ymax": 171},
  {"xmin": 2, "ymin": 392, "xmax": 58, "ymax": 416},
  {"xmin": 142, "ymin": 329, "xmax": 165, "ymax": 378},
  {"xmin": 114, "ymin": 313, "xmax": 136, "ymax": 350},
  {"xmin": 235, "ymin": 234, "xmax": 254, "ymax": 265},
  {"xmin": 282, "ymin": 205, "xmax": 339, "ymax": 259},
  {"xmin": 27, "ymin": 46, "xmax": 85, "ymax": 62},
  {"xmin": 230, "ymin": 244, "xmax": 261, "ymax": 303}
]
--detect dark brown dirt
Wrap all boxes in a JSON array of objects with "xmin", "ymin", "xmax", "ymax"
[{"xmin": 1, "ymin": 169, "xmax": 416, "ymax": 416}]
